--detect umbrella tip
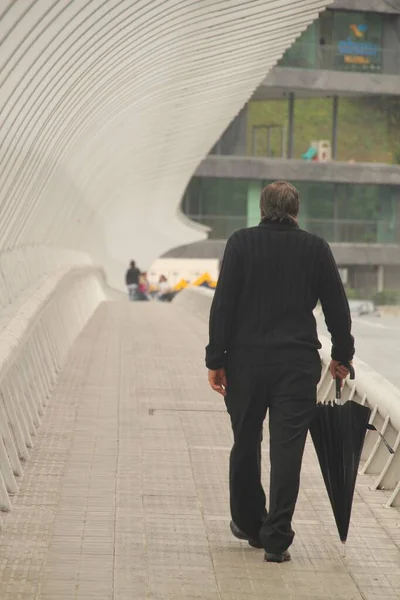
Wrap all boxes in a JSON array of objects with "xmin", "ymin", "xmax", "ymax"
[{"xmin": 341, "ymin": 541, "xmax": 346, "ymax": 558}]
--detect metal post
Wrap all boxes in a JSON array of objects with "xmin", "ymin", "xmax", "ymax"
[
  {"xmin": 333, "ymin": 184, "xmax": 339, "ymax": 242},
  {"xmin": 281, "ymin": 125, "xmax": 286, "ymax": 158},
  {"xmin": 287, "ymin": 93, "xmax": 295, "ymax": 159},
  {"xmin": 377, "ymin": 265, "xmax": 384, "ymax": 293},
  {"xmin": 332, "ymin": 95, "xmax": 339, "ymax": 160},
  {"xmin": 252, "ymin": 127, "xmax": 257, "ymax": 156},
  {"xmin": 266, "ymin": 126, "xmax": 272, "ymax": 157}
]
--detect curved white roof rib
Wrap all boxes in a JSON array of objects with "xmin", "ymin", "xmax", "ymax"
[{"xmin": 0, "ymin": 0, "xmax": 331, "ymax": 290}]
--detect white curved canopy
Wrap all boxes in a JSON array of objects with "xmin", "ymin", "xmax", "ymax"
[{"xmin": 0, "ymin": 0, "xmax": 331, "ymax": 289}]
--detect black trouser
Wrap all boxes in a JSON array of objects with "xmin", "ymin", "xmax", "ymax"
[{"xmin": 225, "ymin": 355, "xmax": 321, "ymax": 554}]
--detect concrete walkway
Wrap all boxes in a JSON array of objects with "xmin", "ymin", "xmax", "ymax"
[{"xmin": 0, "ymin": 302, "xmax": 399, "ymax": 600}]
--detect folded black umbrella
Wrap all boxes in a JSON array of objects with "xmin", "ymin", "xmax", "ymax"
[{"xmin": 310, "ymin": 366, "xmax": 393, "ymax": 547}]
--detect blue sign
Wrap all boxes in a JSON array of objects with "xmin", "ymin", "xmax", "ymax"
[{"xmin": 337, "ymin": 24, "xmax": 380, "ymax": 69}]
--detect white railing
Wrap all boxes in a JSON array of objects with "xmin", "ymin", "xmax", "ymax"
[
  {"xmin": 176, "ymin": 286, "xmax": 400, "ymax": 508},
  {"xmin": 0, "ymin": 245, "xmax": 91, "ymax": 310},
  {"xmin": 318, "ymin": 339, "xmax": 400, "ymax": 508},
  {"xmin": 0, "ymin": 266, "xmax": 107, "ymax": 524}
]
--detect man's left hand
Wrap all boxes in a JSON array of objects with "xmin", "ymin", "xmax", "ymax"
[{"xmin": 208, "ymin": 368, "xmax": 227, "ymax": 396}]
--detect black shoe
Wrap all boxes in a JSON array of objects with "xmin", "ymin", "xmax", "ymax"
[
  {"xmin": 230, "ymin": 521, "xmax": 263, "ymax": 549},
  {"xmin": 264, "ymin": 549, "xmax": 291, "ymax": 563}
]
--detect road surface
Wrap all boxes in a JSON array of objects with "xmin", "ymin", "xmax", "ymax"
[{"xmin": 317, "ymin": 314, "xmax": 400, "ymax": 389}]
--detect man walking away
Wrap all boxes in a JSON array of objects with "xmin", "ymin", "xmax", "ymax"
[
  {"xmin": 206, "ymin": 181, "xmax": 354, "ymax": 563},
  {"xmin": 125, "ymin": 260, "xmax": 140, "ymax": 301}
]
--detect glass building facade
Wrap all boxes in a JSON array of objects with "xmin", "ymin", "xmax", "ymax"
[
  {"xmin": 182, "ymin": 177, "xmax": 398, "ymax": 244},
  {"xmin": 182, "ymin": 178, "xmax": 248, "ymax": 240},
  {"xmin": 278, "ymin": 10, "xmax": 386, "ymax": 73}
]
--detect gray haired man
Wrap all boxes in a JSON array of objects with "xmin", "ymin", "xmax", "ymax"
[{"xmin": 206, "ymin": 181, "xmax": 354, "ymax": 563}]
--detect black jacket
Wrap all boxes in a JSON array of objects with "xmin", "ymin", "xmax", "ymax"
[
  {"xmin": 206, "ymin": 220, "xmax": 354, "ymax": 370},
  {"xmin": 125, "ymin": 267, "xmax": 140, "ymax": 286}
]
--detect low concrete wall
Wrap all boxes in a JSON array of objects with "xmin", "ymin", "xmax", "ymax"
[
  {"xmin": 195, "ymin": 155, "xmax": 400, "ymax": 186},
  {"xmin": 177, "ymin": 286, "xmax": 400, "ymax": 508},
  {"xmin": 174, "ymin": 285, "xmax": 214, "ymax": 319},
  {"xmin": 257, "ymin": 67, "xmax": 400, "ymax": 98},
  {"xmin": 0, "ymin": 267, "xmax": 107, "ymax": 520}
]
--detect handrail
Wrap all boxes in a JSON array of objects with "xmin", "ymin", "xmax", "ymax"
[
  {"xmin": 0, "ymin": 266, "xmax": 106, "ymax": 379},
  {"xmin": 318, "ymin": 336, "xmax": 400, "ymax": 508},
  {"xmin": 0, "ymin": 266, "xmax": 107, "ymax": 519},
  {"xmin": 176, "ymin": 286, "xmax": 400, "ymax": 508},
  {"xmin": 318, "ymin": 336, "xmax": 400, "ymax": 434}
]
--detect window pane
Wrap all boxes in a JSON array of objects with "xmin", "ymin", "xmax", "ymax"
[
  {"xmin": 279, "ymin": 22, "xmax": 318, "ymax": 69},
  {"xmin": 182, "ymin": 178, "xmax": 398, "ymax": 244}
]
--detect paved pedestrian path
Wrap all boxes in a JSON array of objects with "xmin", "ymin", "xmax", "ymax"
[{"xmin": 0, "ymin": 302, "xmax": 399, "ymax": 600}]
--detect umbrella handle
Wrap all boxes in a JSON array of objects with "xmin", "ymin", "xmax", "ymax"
[
  {"xmin": 340, "ymin": 362, "xmax": 355, "ymax": 379},
  {"xmin": 335, "ymin": 363, "xmax": 355, "ymax": 400},
  {"xmin": 348, "ymin": 364, "xmax": 355, "ymax": 380},
  {"xmin": 335, "ymin": 377, "xmax": 341, "ymax": 400}
]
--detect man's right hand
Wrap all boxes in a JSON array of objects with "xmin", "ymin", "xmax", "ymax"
[
  {"xmin": 208, "ymin": 368, "xmax": 227, "ymax": 396},
  {"xmin": 329, "ymin": 359, "xmax": 351, "ymax": 381}
]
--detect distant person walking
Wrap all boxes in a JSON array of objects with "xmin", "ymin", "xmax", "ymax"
[
  {"xmin": 206, "ymin": 181, "xmax": 354, "ymax": 563},
  {"xmin": 125, "ymin": 260, "xmax": 140, "ymax": 301}
]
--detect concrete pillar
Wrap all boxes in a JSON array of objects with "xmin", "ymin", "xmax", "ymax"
[
  {"xmin": 332, "ymin": 96, "xmax": 339, "ymax": 160},
  {"xmin": 377, "ymin": 265, "xmax": 384, "ymax": 293},
  {"xmin": 246, "ymin": 180, "xmax": 262, "ymax": 227},
  {"xmin": 287, "ymin": 92, "xmax": 295, "ymax": 159}
]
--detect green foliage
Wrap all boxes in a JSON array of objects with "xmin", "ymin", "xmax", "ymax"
[
  {"xmin": 372, "ymin": 289, "xmax": 400, "ymax": 305},
  {"xmin": 393, "ymin": 148, "xmax": 400, "ymax": 165},
  {"xmin": 247, "ymin": 97, "xmax": 396, "ymax": 164},
  {"xmin": 344, "ymin": 286, "xmax": 360, "ymax": 300}
]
